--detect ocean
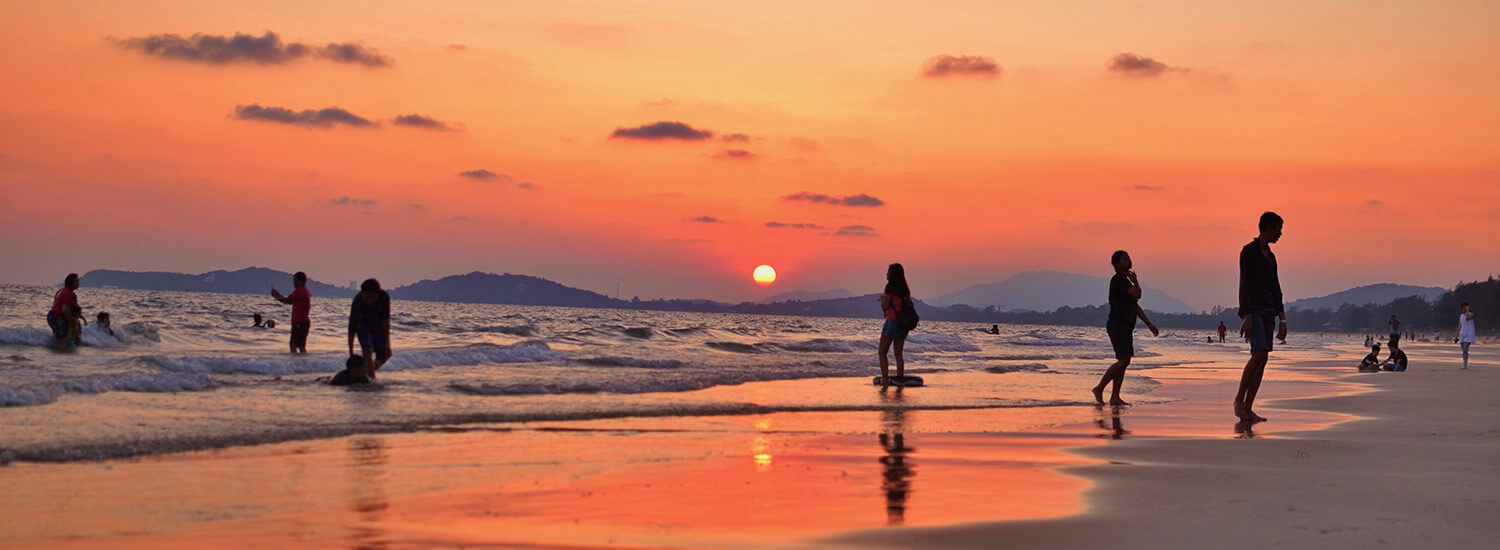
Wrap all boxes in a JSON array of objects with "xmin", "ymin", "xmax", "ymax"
[{"xmin": 0, "ymin": 285, "xmax": 1329, "ymax": 464}]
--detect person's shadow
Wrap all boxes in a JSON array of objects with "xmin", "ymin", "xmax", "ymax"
[
  {"xmin": 879, "ymin": 389, "xmax": 915, "ymax": 526},
  {"xmin": 1234, "ymin": 420, "xmax": 1257, "ymax": 439},
  {"xmin": 1094, "ymin": 407, "xmax": 1129, "ymax": 439}
]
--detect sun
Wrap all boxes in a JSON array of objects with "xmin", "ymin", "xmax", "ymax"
[{"xmin": 752, "ymin": 264, "xmax": 777, "ymax": 286}]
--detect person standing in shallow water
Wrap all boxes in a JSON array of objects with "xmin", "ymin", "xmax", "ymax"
[
  {"xmin": 1091, "ymin": 251, "xmax": 1159, "ymax": 406},
  {"xmin": 1235, "ymin": 212, "xmax": 1286, "ymax": 422},
  {"xmin": 47, "ymin": 273, "xmax": 85, "ymax": 349},
  {"xmin": 877, "ymin": 263, "xmax": 912, "ymax": 389},
  {"xmin": 271, "ymin": 271, "xmax": 312, "ymax": 354}
]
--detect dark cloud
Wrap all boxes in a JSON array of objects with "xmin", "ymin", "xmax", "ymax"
[
  {"xmin": 782, "ymin": 191, "xmax": 885, "ymax": 208},
  {"xmin": 721, "ymin": 133, "xmax": 752, "ymax": 142},
  {"xmin": 1107, "ymin": 53, "xmax": 1175, "ymax": 78},
  {"xmin": 328, "ymin": 196, "xmax": 377, "ymax": 206},
  {"xmin": 392, "ymin": 114, "xmax": 456, "ymax": 131},
  {"xmin": 459, "ymin": 169, "xmax": 535, "ymax": 190},
  {"xmin": 115, "ymin": 31, "xmax": 390, "ymax": 67},
  {"xmin": 921, "ymin": 54, "xmax": 1001, "ymax": 78},
  {"xmin": 687, "ymin": 216, "xmax": 723, "ymax": 223},
  {"xmin": 834, "ymin": 225, "xmax": 879, "ymax": 237},
  {"xmin": 611, "ymin": 121, "xmax": 714, "ymax": 141},
  {"xmin": 1131, "ymin": 185, "xmax": 1166, "ymax": 192},
  {"xmin": 765, "ymin": 222, "xmax": 827, "ymax": 230},
  {"xmin": 233, "ymin": 104, "xmax": 375, "ymax": 128},
  {"xmin": 714, "ymin": 149, "xmax": 757, "ymax": 160}
]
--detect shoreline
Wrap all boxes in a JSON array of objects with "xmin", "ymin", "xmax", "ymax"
[
  {"xmin": 0, "ymin": 340, "xmax": 1491, "ymax": 548},
  {"xmin": 827, "ymin": 340, "xmax": 1500, "ymax": 548}
]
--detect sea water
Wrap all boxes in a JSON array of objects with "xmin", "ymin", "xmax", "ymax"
[{"xmin": 0, "ymin": 285, "xmax": 1334, "ymax": 463}]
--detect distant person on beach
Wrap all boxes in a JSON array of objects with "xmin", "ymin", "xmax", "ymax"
[
  {"xmin": 877, "ymin": 263, "xmax": 912, "ymax": 389},
  {"xmin": 1388, "ymin": 315, "xmax": 1401, "ymax": 349},
  {"xmin": 348, "ymin": 278, "xmax": 392, "ymax": 382},
  {"xmin": 1091, "ymin": 250, "xmax": 1160, "ymax": 406},
  {"xmin": 47, "ymin": 273, "xmax": 85, "ymax": 349},
  {"xmin": 1458, "ymin": 302, "xmax": 1476, "ymax": 369},
  {"xmin": 95, "ymin": 312, "xmax": 113, "ymax": 337},
  {"xmin": 271, "ymin": 272, "xmax": 312, "ymax": 354},
  {"xmin": 989, "ymin": 324, "xmax": 1000, "ymax": 335},
  {"xmin": 1359, "ymin": 343, "xmax": 1382, "ymax": 371},
  {"xmin": 1218, "ymin": 321, "xmax": 1227, "ymax": 343},
  {"xmin": 1235, "ymin": 212, "xmax": 1285, "ymax": 422}
]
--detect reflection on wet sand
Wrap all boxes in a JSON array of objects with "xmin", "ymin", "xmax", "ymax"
[
  {"xmin": 1234, "ymin": 420, "xmax": 1257, "ymax": 439},
  {"xmin": 1094, "ymin": 407, "xmax": 1130, "ymax": 440},
  {"xmin": 346, "ymin": 436, "xmax": 390, "ymax": 550},
  {"xmin": 879, "ymin": 389, "xmax": 915, "ymax": 526}
]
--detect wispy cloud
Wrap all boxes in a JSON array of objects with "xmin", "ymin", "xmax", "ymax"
[
  {"xmin": 721, "ymin": 133, "xmax": 752, "ymax": 142},
  {"xmin": 458, "ymin": 169, "xmax": 535, "ymax": 189},
  {"xmin": 392, "ymin": 114, "xmax": 458, "ymax": 131},
  {"xmin": 233, "ymin": 104, "xmax": 375, "ymax": 128},
  {"xmin": 115, "ymin": 31, "xmax": 390, "ymax": 67},
  {"xmin": 921, "ymin": 54, "xmax": 1000, "ymax": 78},
  {"xmin": 611, "ymin": 121, "xmax": 714, "ymax": 141},
  {"xmin": 328, "ymin": 196, "xmax": 377, "ymax": 206},
  {"xmin": 1366, "ymin": 199, "xmax": 1384, "ymax": 206},
  {"xmin": 765, "ymin": 221, "xmax": 827, "ymax": 230},
  {"xmin": 687, "ymin": 216, "xmax": 723, "ymax": 223},
  {"xmin": 1106, "ymin": 53, "xmax": 1179, "ymax": 78},
  {"xmin": 1131, "ymin": 184, "xmax": 1166, "ymax": 192},
  {"xmin": 713, "ymin": 149, "xmax": 756, "ymax": 160},
  {"xmin": 834, "ymin": 225, "xmax": 879, "ymax": 237},
  {"xmin": 782, "ymin": 192, "xmax": 885, "ymax": 208}
]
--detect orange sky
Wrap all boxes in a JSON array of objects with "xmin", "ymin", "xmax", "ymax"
[{"xmin": 2, "ymin": 1, "xmax": 1497, "ymax": 308}]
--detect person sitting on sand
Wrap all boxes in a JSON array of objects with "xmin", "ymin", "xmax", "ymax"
[
  {"xmin": 95, "ymin": 312, "xmax": 113, "ymax": 337},
  {"xmin": 1091, "ymin": 250, "xmax": 1160, "ymax": 406},
  {"xmin": 47, "ymin": 273, "xmax": 85, "ymax": 349},
  {"xmin": 348, "ymin": 278, "xmax": 392, "ymax": 382},
  {"xmin": 1359, "ymin": 343, "xmax": 1382, "ymax": 371},
  {"xmin": 1385, "ymin": 345, "xmax": 1408, "ymax": 371}
]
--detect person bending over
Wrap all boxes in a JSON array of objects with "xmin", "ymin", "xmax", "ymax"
[{"xmin": 348, "ymin": 279, "xmax": 392, "ymax": 382}]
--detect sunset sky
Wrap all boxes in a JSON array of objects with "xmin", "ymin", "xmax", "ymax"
[{"xmin": 2, "ymin": 1, "xmax": 1497, "ymax": 310}]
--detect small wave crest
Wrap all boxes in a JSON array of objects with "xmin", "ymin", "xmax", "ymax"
[
  {"xmin": 778, "ymin": 338, "xmax": 859, "ymax": 353},
  {"xmin": 0, "ymin": 327, "xmax": 53, "ymax": 347},
  {"xmin": 0, "ymin": 372, "xmax": 220, "ymax": 408},
  {"xmin": 985, "ymin": 363, "xmax": 1049, "ymax": 374},
  {"xmin": 578, "ymin": 356, "xmax": 684, "ymax": 369},
  {"xmin": 1012, "ymin": 332, "xmax": 1106, "ymax": 348},
  {"xmin": 479, "ymin": 325, "xmax": 535, "ymax": 337},
  {"xmin": 904, "ymin": 333, "xmax": 981, "ymax": 352}
]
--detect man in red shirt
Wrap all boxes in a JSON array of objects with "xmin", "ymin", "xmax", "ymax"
[
  {"xmin": 48, "ymin": 273, "xmax": 85, "ymax": 349},
  {"xmin": 271, "ymin": 271, "xmax": 312, "ymax": 354}
]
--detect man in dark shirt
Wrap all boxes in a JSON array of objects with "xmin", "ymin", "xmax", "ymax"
[
  {"xmin": 348, "ymin": 278, "xmax": 392, "ymax": 382},
  {"xmin": 1091, "ymin": 250, "xmax": 1160, "ymax": 406},
  {"xmin": 1235, "ymin": 212, "xmax": 1285, "ymax": 422}
]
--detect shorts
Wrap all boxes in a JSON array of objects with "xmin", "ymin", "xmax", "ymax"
[
  {"xmin": 881, "ymin": 319, "xmax": 910, "ymax": 341},
  {"xmin": 47, "ymin": 311, "xmax": 68, "ymax": 339},
  {"xmin": 356, "ymin": 325, "xmax": 390, "ymax": 362},
  {"xmin": 1106, "ymin": 322, "xmax": 1134, "ymax": 360},
  {"xmin": 1247, "ymin": 313, "xmax": 1276, "ymax": 353},
  {"xmin": 290, "ymin": 322, "xmax": 310, "ymax": 349}
]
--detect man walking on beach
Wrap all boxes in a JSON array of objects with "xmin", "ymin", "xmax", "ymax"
[
  {"xmin": 1235, "ymin": 212, "xmax": 1285, "ymax": 422},
  {"xmin": 271, "ymin": 272, "xmax": 311, "ymax": 354}
]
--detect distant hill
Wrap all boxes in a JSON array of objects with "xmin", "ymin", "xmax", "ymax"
[
  {"xmin": 1287, "ymin": 283, "xmax": 1448, "ymax": 311},
  {"xmin": 389, "ymin": 271, "xmax": 628, "ymax": 308},
  {"xmin": 926, "ymin": 271, "xmax": 1196, "ymax": 314},
  {"xmin": 759, "ymin": 288, "xmax": 854, "ymax": 303},
  {"xmin": 82, "ymin": 268, "xmax": 355, "ymax": 298}
]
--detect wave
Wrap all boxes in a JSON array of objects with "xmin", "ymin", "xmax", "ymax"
[
  {"xmin": 578, "ymin": 356, "xmax": 684, "ymax": 369},
  {"xmin": 0, "ymin": 327, "xmax": 52, "ymax": 347},
  {"xmin": 1011, "ymin": 332, "xmax": 1106, "ymax": 348},
  {"xmin": 777, "ymin": 338, "xmax": 860, "ymax": 353},
  {"xmin": 985, "ymin": 363, "xmax": 1050, "ymax": 374},
  {"xmin": 904, "ymin": 333, "xmax": 981, "ymax": 352},
  {"xmin": 0, "ymin": 372, "xmax": 221, "ymax": 408},
  {"xmin": 478, "ymin": 324, "xmax": 535, "ymax": 337},
  {"xmin": 705, "ymin": 341, "xmax": 772, "ymax": 353},
  {"xmin": 146, "ymin": 341, "xmax": 567, "ymax": 375}
]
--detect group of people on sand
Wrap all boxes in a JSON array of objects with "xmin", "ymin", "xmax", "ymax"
[{"xmin": 44, "ymin": 271, "xmax": 394, "ymax": 385}]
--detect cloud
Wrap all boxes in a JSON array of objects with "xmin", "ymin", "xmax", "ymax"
[
  {"xmin": 1366, "ymin": 199, "xmax": 1384, "ymax": 206},
  {"xmin": 687, "ymin": 216, "xmax": 723, "ymax": 223},
  {"xmin": 458, "ymin": 169, "xmax": 536, "ymax": 189},
  {"xmin": 328, "ymin": 196, "xmax": 377, "ymax": 206},
  {"xmin": 233, "ymin": 104, "xmax": 375, "ymax": 128},
  {"xmin": 447, "ymin": 44, "xmax": 468, "ymax": 52},
  {"xmin": 611, "ymin": 121, "xmax": 714, "ymax": 141},
  {"xmin": 713, "ymin": 149, "xmax": 757, "ymax": 160},
  {"xmin": 782, "ymin": 191, "xmax": 885, "ymax": 208},
  {"xmin": 392, "ymin": 114, "xmax": 457, "ymax": 131},
  {"xmin": 834, "ymin": 225, "xmax": 879, "ymax": 237},
  {"xmin": 764, "ymin": 221, "xmax": 827, "ymax": 230},
  {"xmin": 115, "ymin": 31, "xmax": 390, "ymax": 67},
  {"xmin": 921, "ymin": 54, "xmax": 1001, "ymax": 78},
  {"xmin": 1131, "ymin": 185, "xmax": 1166, "ymax": 192},
  {"xmin": 406, "ymin": 203, "xmax": 425, "ymax": 212},
  {"xmin": 721, "ymin": 133, "xmax": 752, "ymax": 142},
  {"xmin": 1106, "ymin": 53, "xmax": 1177, "ymax": 78}
]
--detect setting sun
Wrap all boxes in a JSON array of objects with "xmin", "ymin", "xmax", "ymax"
[{"xmin": 752, "ymin": 265, "xmax": 777, "ymax": 286}]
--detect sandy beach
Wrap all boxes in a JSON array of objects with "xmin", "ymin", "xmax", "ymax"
[{"xmin": 1, "ymin": 339, "xmax": 1494, "ymax": 549}]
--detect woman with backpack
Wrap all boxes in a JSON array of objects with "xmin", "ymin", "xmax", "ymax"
[{"xmin": 879, "ymin": 263, "xmax": 915, "ymax": 389}]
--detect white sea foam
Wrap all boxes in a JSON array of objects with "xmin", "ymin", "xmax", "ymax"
[
  {"xmin": 578, "ymin": 356, "xmax": 684, "ymax": 368},
  {"xmin": 61, "ymin": 372, "xmax": 220, "ymax": 394},
  {"xmin": 0, "ymin": 383, "xmax": 59, "ymax": 407},
  {"xmin": 0, "ymin": 327, "xmax": 53, "ymax": 347}
]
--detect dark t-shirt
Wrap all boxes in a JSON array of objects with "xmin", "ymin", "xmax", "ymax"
[
  {"xmin": 1237, "ymin": 239, "xmax": 1284, "ymax": 318},
  {"xmin": 1107, "ymin": 273, "xmax": 1138, "ymax": 327},
  {"xmin": 348, "ymin": 290, "xmax": 391, "ymax": 334}
]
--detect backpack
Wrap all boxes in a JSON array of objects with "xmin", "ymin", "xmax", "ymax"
[{"xmin": 896, "ymin": 296, "xmax": 920, "ymax": 331}]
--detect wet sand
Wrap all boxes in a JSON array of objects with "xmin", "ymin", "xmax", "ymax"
[{"xmin": 0, "ymin": 341, "xmax": 1492, "ymax": 548}]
